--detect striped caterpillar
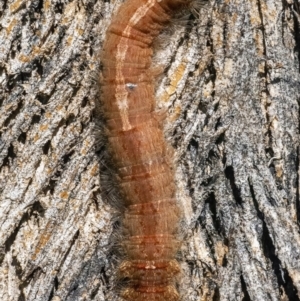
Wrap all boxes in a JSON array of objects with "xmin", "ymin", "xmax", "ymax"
[{"xmin": 101, "ymin": 0, "xmax": 193, "ymax": 300}]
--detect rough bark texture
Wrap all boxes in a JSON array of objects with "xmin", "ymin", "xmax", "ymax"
[{"xmin": 0, "ymin": 0, "xmax": 300, "ymax": 301}]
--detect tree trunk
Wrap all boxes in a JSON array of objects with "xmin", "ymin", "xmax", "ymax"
[{"xmin": 0, "ymin": 0, "xmax": 300, "ymax": 300}]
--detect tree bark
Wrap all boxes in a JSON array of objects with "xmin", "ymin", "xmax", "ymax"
[{"xmin": 0, "ymin": 0, "xmax": 300, "ymax": 300}]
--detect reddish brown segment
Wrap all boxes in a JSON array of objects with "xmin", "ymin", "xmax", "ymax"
[{"xmin": 101, "ymin": 0, "xmax": 190, "ymax": 300}]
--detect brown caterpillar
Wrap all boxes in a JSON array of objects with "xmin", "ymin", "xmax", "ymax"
[{"xmin": 101, "ymin": 0, "xmax": 193, "ymax": 300}]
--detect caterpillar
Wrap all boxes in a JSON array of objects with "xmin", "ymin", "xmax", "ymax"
[{"xmin": 101, "ymin": 0, "xmax": 193, "ymax": 300}]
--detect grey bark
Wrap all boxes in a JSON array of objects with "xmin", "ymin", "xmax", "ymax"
[{"xmin": 0, "ymin": 0, "xmax": 300, "ymax": 300}]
